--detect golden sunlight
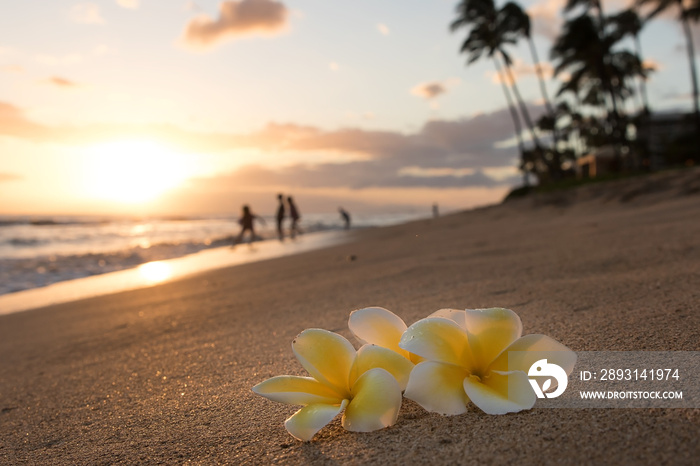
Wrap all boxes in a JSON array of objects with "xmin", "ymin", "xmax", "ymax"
[
  {"xmin": 138, "ymin": 261, "xmax": 173, "ymax": 284},
  {"xmin": 84, "ymin": 140, "xmax": 193, "ymax": 203}
]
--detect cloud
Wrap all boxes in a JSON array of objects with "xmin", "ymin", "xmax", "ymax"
[
  {"xmin": 411, "ymin": 82, "xmax": 447, "ymax": 99},
  {"xmin": 182, "ymin": 0, "xmax": 288, "ymax": 48},
  {"xmin": 0, "ymin": 102, "xmax": 58, "ymax": 141},
  {"xmin": 202, "ymin": 163, "xmax": 515, "ymax": 190},
  {"xmin": 0, "ymin": 100, "xmax": 542, "ymax": 190},
  {"xmin": 0, "ymin": 173, "xmax": 22, "ymax": 183},
  {"xmin": 486, "ymin": 59, "xmax": 554, "ymax": 84},
  {"xmin": 45, "ymin": 76, "xmax": 79, "ymax": 88},
  {"xmin": 642, "ymin": 58, "xmax": 661, "ymax": 72},
  {"xmin": 527, "ymin": 0, "xmax": 565, "ymax": 40},
  {"xmin": 0, "ymin": 65, "xmax": 23, "ymax": 73},
  {"xmin": 411, "ymin": 78, "xmax": 460, "ymax": 101},
  {"xmin": 528, "ymin": 0, "xmax": 641, "ymax": 40},
  {"xmin": 116, "ymin": 0, "xmax": 139, "ymax": 9},
  {"xmin": 69, "ymin": 3, "xmax": 105, "ymax": 24},
  {"xmin": 377, "ymin": 23, "xmax": 390, "ymax": 36}
]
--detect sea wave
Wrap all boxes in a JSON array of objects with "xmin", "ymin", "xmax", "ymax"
[
  {"xmin": 0, "ymin": 223, "xmax": 351, "ymax": 294},
  {"xmin": 0, "ymin": 211, "xmax": 429, "ymax": 295},
  {"xmin": 0, "ymin": 236, "xmax": 235, "ymax": 295}
]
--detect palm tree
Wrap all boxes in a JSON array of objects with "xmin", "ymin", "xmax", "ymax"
[
  {"xmin": 609, "ymin": 9, "xmax": 651, "ymax": 114},
  {"xmin": 638, "ymin": 0, "xmax": 700, "ymax": 134},
  {"xmin": 454, "ymin": 16, "xmax": 532, "ymax": 182},
  {"xmin": 452, "ymin": 0, "xmax": 548, "ymax": 179},
  {"xmin": 564, "ymin": 0, "xmax": 626, "ymax": 160},
  {"xmin": 552, "ymin": 14, "xmax": 629, "ymax": 150},
  {"xmin": 499, "ymin": 3, "xmax": 556, "ymax": 118}
]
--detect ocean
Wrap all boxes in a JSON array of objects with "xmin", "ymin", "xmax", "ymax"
[{"xmin": 0, "ymin": 211, "xmax": 428, "ymax": 297}]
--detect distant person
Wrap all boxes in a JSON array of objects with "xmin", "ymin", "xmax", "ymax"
[
  {"xmin": 288, "ymin": 196, "xmax": 301, "ymax": 239},
  {"xmin": 234, "ymin": 205, "xmax": 265, "ymax": 245},
  {"xmin": 433, "ymin": 203, "xmax": 439, "ymax": 218},
  {"xmin": 339, "ymin": 207, "xmax": 351, "ymax": 230},
  {"xmin": 276, "ymin": 193, "xmax": 286, "ymax": 241}
]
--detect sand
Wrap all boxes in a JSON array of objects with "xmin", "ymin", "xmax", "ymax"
[{"xmin": 1, "ymin": 168, "xmax": 699, "ymax": 465}]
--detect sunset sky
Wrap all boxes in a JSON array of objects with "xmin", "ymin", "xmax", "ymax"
[{"xmin": 0, "ymin": 0, "xmax": 696, "ymax": 216}]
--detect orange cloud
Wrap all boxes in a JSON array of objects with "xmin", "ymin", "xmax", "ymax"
[
  {"xmin": 45, "ymin": 76, "xmax": 79, "ymax": 88},
  {"xmin": 0, "ymin": 99, "xmax": 545, "ymax": 192},
  {"xmin": 486, "ymin": 59, "xmax": 554, "ymax": 85},
  {"xmin": 0, "ymin": 173, "xmax": 22, "ymax": 182},
  {"xmin": 527, "ymin": 0, "xmax": 564, "ymax": 39},
  {"xmin": 0, "ymin": 102, "xmax": 58, "ymax": 140},
  {"xmin": 411, "ymin": 82, "xmax": 447, "ymax": 99},
  {"xmin": 182, "ymin": 0, "xmax": 288, "ymax": 48}
]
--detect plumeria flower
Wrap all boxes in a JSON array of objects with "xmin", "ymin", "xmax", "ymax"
[
  {"xmin": 348, "ymin": 307, "xmax": 424, "ymax": 378},
  {"xmin": 399, "ymin": 308, "xmax": 577, "ymax": 415},
  {"xmin": 252, "ymin": 328, "xmax": 411, "ymax": 441}
]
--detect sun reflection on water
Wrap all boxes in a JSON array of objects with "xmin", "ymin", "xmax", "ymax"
[{"xmin": 138, "ymin": 261, "xmax": 172, "ymax": 284}]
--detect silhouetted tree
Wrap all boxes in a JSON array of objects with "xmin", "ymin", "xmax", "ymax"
[
  {"xmin": 609, "ymin": 9, "xmax": 651, "ymax": 114},
  {"xmin": 638, "ymin": 0, "xmax": 700, "ymax": 137},
  {"xmin": 452, "ymin": 0, "xmax": 552, "ymax": 182}
]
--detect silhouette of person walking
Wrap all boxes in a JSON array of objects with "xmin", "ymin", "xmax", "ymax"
[
  {"xmin": 432, "ymin": 203, "xmax": 439, "ymax": 218},
  {"xmin": 287, "ymin": 196, "xmax": 301, "ymax": 239},
  {"xmin": 234, "ymin": 204, "xmax": 264, "ymax": 245},
  {"xmin": 276, "ymin": 193, "xmax": 285, "ymax": 241},
  {"xmin": 339, "ymin": 207, "xmax": 351, "ymax": 230}
]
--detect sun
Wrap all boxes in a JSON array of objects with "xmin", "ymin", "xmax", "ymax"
[{"xmin": 84, "ymin": 140, "xmax": 192, "ymax": 203}]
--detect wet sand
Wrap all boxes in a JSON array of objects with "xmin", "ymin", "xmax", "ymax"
[{"xmin": 1, "ymin": 168, "xmax": 699, "ymax": 464}]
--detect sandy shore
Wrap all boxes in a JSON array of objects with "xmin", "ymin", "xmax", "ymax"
[{"xmin": 1, "ymin": 168, "xmax": 699, "ymax": 464}]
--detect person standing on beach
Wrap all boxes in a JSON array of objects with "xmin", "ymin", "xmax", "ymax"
[
  {"xmin": 276, "ymin": 193, "xmax": 285, "ymax": 241},
  {"xmin": 339, "ymin": 207, "xmax": 351, "ymax": 230},
  {"xmin": 234, "ymin": 205, "xmax": 265, "ymax": 245},
  {"xmin": 288, "ymin": 196, "xmax": 301, "ymax": 239}
]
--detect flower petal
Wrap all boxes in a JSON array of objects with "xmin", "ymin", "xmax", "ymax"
[
  {"xmin": 404, "ymin": 361, "xmax": 470, "ymax": 415},
  {"xmin": 348, "ymin": 307, "xmax": 409, "ymax": 357},
  {"xmin": 489, "ymin": 334, "xmax": 577, "ymax": 377},
  {"xmin": 350, "ymin": 344, "xmax": 415, "ymax": 391},
  {"xmin": 399, "ymin": 317, "xmax": 472, "ymax": 367},
  {"xmin": 292, "ymin": 329, "xmax": 356, "ymax": 396},
  {"xmin": 463, "ymin": 370, "xmax": 535, "ymax": 415},
  {"xmin": 428, "ymin": 308, "xmax": 467, "ymax": 330},
  {"xmin": 252, "ymin": 376, "xmax": 343, "ymax": 405},
  {"xmin": 342, "ymin": 368, "xmax": 402, "ymax": 432},
  {"xmin": 284, "ymin": 399, "xmax": 349, "ymax": 441},
  {"xmin": 463, "ymin": 308, "xmax": 522, "ymax": 371}
]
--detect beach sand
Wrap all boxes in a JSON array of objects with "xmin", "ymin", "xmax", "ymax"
[{"xmin": 1, "ymin": 168, "xmax": 699, "ymax": 464}]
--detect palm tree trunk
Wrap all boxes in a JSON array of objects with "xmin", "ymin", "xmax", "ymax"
[
  {"xmin": 594, "ymin": 1, "xmax": 624, "ymax": 170},
  {"xmin": 527, "ymin": 36, "xmax": 561, "ymax": 150},
  {"xmin": 493, "ymin": 57, "xmax": 529, "ymax": 185},
  {"xmin": 500, "ymin": 54, "xmax": 542, "ymax": 149},
  {"xmin": 634, "ymin": 34, "xmax": 650, "ymax": 114},
  {"xmin": 527, "ymin": 37, "xmax": 555, "ymax": 116}
]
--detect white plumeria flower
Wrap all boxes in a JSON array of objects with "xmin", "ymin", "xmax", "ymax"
[
  {"xmin": 252, "ymin": 328, "xmax": 410, "ymax": 441},
  {"xmin": 399, "ymin": 308, "xmax": 577, "ymax": 415},
  {"xmin": 348, "ymin": 307, "xmax": 425, "ymax": 377}
]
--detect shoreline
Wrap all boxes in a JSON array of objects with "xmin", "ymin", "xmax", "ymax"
[
  {"xmin": 1, "ymin": 168, "xmax": 698, "ymax": 464},
  {"xmin": 0, "ymin": 229, "xmax": 351, "ymax": 316}
]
